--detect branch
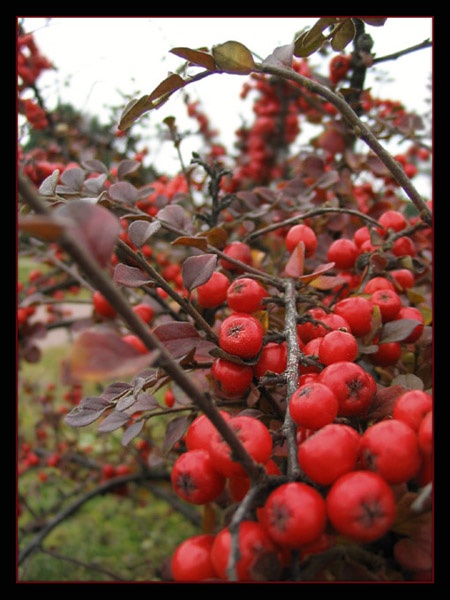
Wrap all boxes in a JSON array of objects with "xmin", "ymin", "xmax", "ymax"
[
  {"xmin": 256, "ymin": 62, "xmax": 432, "ymax": 227},
  {"xmin": 18, "ymin": 174, "xmax": 264, "ymax": 483},
  {"xmin": 372, "ymin": 39, "xmax": 432, "ymax": 64}
]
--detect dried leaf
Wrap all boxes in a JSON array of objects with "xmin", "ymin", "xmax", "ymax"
[
  {"xmin": 118, "ymin": 94, "xmax": 154, "ymax": 131},
  {"xmin": 148, "ymin": 73, "xmax": 185, "ymax": 103},
  {"xmin": 299, "ymin": 262, "xmax": 336, "ymax": 284},
  {"xmin": 182, "ymin": 254, "xmax": 217, "ymax": 292},
  {"xmin": 212, "ymin": 41, "xmax": 256, "ymax": 74},
  {"xmin": 18, "ymin": 214, "xmax": 69, "ymax": 241},
  {"xmin": 113, "ymin": 263, "xmax": 153, "ymax": 287},
  {"xmin": 171, "ymin": 235, "xmax": 208, "ymax": 251},
  {"xmin": 170, "ymin": 46, "xmax": 216, "ymax": 70}
]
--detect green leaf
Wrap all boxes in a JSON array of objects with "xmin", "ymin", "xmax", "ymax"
[{"xmin": 212, "ymin": 41, "xmax": 256, "ymax": 74}]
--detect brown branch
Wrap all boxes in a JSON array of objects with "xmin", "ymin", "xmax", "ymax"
[{"xmin": 372, "ymin": 39, "xmax": 432, "ymax": 64}]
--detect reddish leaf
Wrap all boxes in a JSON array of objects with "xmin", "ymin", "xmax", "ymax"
[
  {"xmin": 170, "ymin": 47, "xmax": 216, "ymax": 70},
  {"xmin": 284, "ymin": 241, "xmax": 305, "ymax": 277},
  {"xmin": 56, "ymin": 200, "xmax": 121, "ymax": 268},
  {"xmin": 162, "ymin": 415, "xmax": 190, "ymax": 454},
  {"xmin": 68, "ymin": 329, "xmax": 156, "ymax": 381},
  {"xmin": 172, "ymin": 235, "xmax": 208, "ymax": 251},
  {"xmin": 117, "ymin": 159, "xmax": 141, "ymax": 180},
  {"xmin": 148, "ymin": 73, "xmax": 185, "ymax": 102},
  {"xmin": 367, "ymin": 384, "xmax": 408, "ymax": 421},
  {"xmin": 157, "ymin": 204, "xmax": 189, "ymax": 230},
  {"xmin": 394, "ymin": 524, "xmax": 432, "ymax": 572},
  {"xmin": 118, "ymin": 94, "xmax": 154, "ymax": 130},
  {"xmin": 182, "ymin": 254, "xmax": 217, "ymax": 292},
  {"xmin": 18, "ymin": 214, "xmax": 69, "ymax": 242},
  {"xmin": 152, "ymin": 321, "xmax": 215, "ymax": 360},
  {"xmin": 113, "ymin": 263, "xmax": 153, "ymax": 287},
  {"xmin": 82, "ymin": 159, "xmax": 109, "ymax": 174},
  {"xmin": 299, "ymin": 262, "xmax": 336, "ymax": 284}
]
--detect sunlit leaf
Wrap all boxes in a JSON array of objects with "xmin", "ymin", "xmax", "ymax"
[
  {"xmin": 118, "ymin": 94, "xmax": 154, "ymax": 131},
  {"xmin": 38, "ymin": 170, "xmax": 60, "ymax": 196},
  {"xmin": 263, "ymin": 43, "xmax": 294, "ymax": 68},
  {"xmin": 212, "ymin": 41, "xmax": 256, "ymax": 74},
  {"xmin": 331, "ymin": 19, "xmax": 356, "ymax": 51}
]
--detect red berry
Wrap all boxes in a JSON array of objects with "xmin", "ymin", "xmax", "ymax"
[
  {"xmin": 369, "ymin": 341, "xmax": 402, "ymax": 366},
  {"xmin": 93, "ymin": 291, "xmax": 116, "ymax": 318},
  {"xmin": 196, "ymin": 271, "xmax": 230, "ymax": 308},
  {"xmin": 298, "ymin": 423, "xmax": 360, "ymax": 486},
  {"xmin": 326, "ymin": 471, "xmax": 396, "ymax": 543},
  {"xmin": 226, "ymin": 277, "xmax": 267, "ymax": 313},
  {"xmin": 359, "ymin": 419, "xmax": 422, "ymax": 484},
  {"xmin": 370, "ymin": 288, "xmax": 402, "ymax": 322},
  {"xmin": 333, "ymin": 296, "xmax": 373, "ymax": 338},
  {"xmin": 132, "ymin": 302, "xmax": 154, "ymax": 323},
  {"xmin": 207, "ymin": 415, "xmax": 272, "ymax": 477},
  {"xmin": 327, "ymin": 238, "xmax": 359, "ymax": 270},
  {"xmin": 211, "ymin": 358, "xmax": 254, "ymax": 397},
  {"xmin": 418, "ymin": 411, "xmax": 433, "ymax": 456},
  {"xmin": 171, "ymin": 449, "xmax": 226, "ymax": 504},
  {"xmin": 219, "ymin": 241, "xmax": 253, "ymax": 273},
  {"xmin": 318, "ymin": 361, "xmax": 376, "ymax": 417},
  {"xmin": 285, "ymin": 224, "xmax": 318, "ymax": 257},
  {"xmin": 394, "ymin": 306, "xmax": 424, "ymax": 343},
  {"xmin": 210, "ymin": 521, "xmax": 278, "ymax": 581},
  {"xmin": 318, "ymin": 329, "xmax": 358, "ymax": 365},
  {"xmin": 377, "ymin": 209, "xmax": 407, "ymax": 235},
  {"xmin": 218, "ymin": 313, "xmax": 263, "ymax": 359},
  {"xmin": 253, "ymin": 342, "xmax": 287, "ymax": 378},
  {"xmin": 185, "ymin": 411, "xmax": 231, "ymax": 452},
  {"xmin": 260, "ymin": 482, "xmax": 327, "ymax": 548},
  {"xmin": 289, "ymin": 382, "xmax": 338, "ymax": 430},
  {"xmin": 171, "ymin": 534, "xmax": 217, "ymax": 582},
  {"xmin": 362, "ymin": 276, "xmax": 395, "ymax": 294},
  {"xmin": 392, "ymin": 389, "xmax": 432, "ymax": 432}
]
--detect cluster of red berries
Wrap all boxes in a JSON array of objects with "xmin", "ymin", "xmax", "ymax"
[{"xmin": 17, "ymin": 31, "xmax": 53, "ymax": 89}]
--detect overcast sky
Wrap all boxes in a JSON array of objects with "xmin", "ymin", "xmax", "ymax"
[{"xmin": 20, "ymin": 17, "xmax": 432, "ymax": 192}]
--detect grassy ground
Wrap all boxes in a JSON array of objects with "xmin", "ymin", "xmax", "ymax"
[{"xmin": 18, "ymin": 343, "xmax": 200, "ymax": 583}]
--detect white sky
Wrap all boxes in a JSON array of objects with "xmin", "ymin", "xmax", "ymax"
[{"xmin": 20, "ymin": 17, "xmax": 432, "ymax": 193}]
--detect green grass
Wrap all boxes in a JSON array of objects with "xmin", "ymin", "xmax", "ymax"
[{"xmin": 18, "ymin": 344, "xmax": 201, "ymax": 582}]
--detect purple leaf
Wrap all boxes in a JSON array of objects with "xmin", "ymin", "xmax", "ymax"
[
  {"xmin": 82, "ymin": 159, "xmax": 109, "ymax": 174},
  {"xmin": 60, "ymin": 167, "xmax": 85, "ymax": 190},
  {"xmin": 379, "ymin": 319, "xmax": 423, "ymax": 343},
  {"xmin": 152, "ymin": 321, "xmax": 215, "ymax": 360},
  {"xmin": 97, "ymin": 410, "xmax": 130, "ymax": 433},
  {"xmin": 162, "ymin": 415, "xmax": 190, "ymax": 454},
  {"xmin": 263, "ymin": 43, "xmax": 294, "ymax": 68},
  {"xmin": 128, "ymin": 219, "xmax": 161, "ymax": 248},
  {"xmin": 157, "ymin": 204, "xmax": 189, "ymax": 230},
  {"xmin": 182, "ymin": 254, "xmax": 217, "ymax": 292},
  {"xmin": 117, "ymin": 159, "xmax": 141, "ymax": 180},
  {"xmin": 108, "ymin": 181, "xmax": 138, "ymax": 204},
  {"xmin": 113, "ymin": 263, "xmax": 153, "ymax": 287},
  {"xmin": 122, "ymin": 420, "xmax": 145, "ymax": 446},
  {"xmin": 64, "ymin": 396, "xmax": 112, "ymax": 427},
  {"xmin": 56, "ymin": 200, "xmax": 121, "ymax": 269}
]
